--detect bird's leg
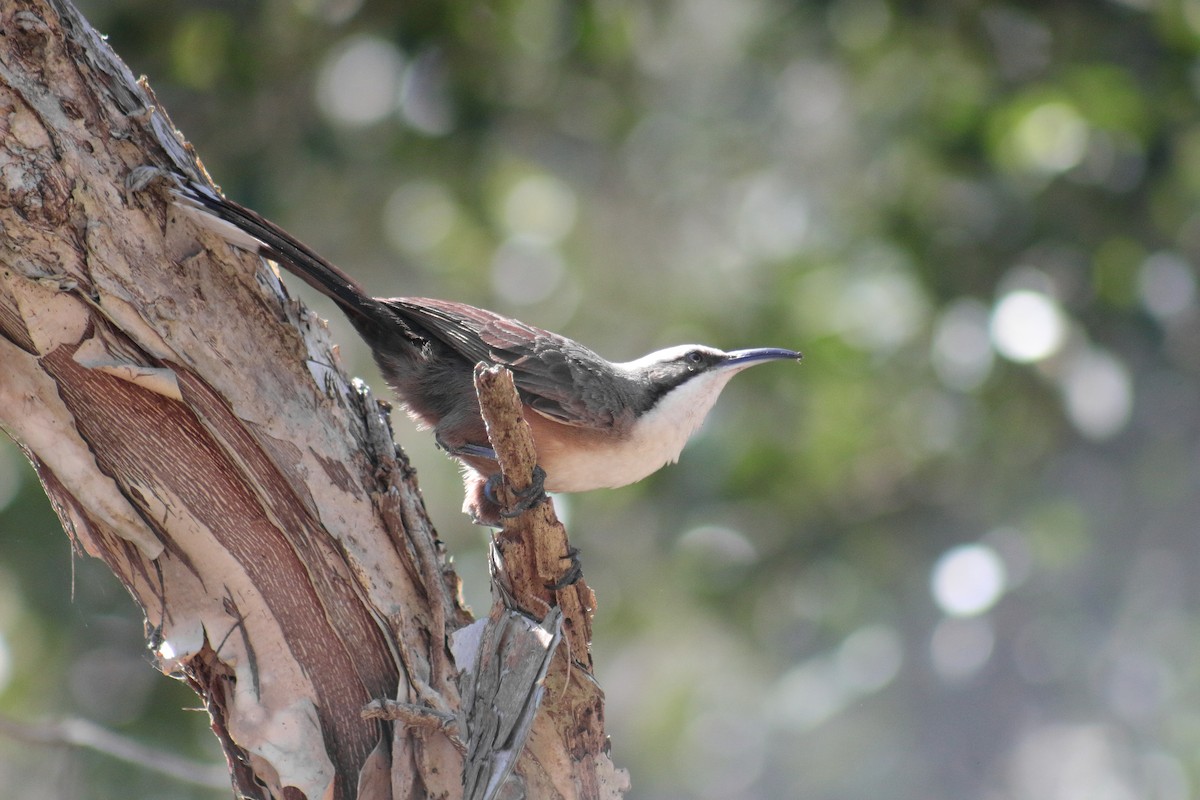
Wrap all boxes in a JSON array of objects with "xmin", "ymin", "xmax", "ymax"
[
  {"xmin": 440, "ymin": 438, "xmax": 549, "ymax": 520},
  {"xmin": 435, "ymin": 434, "xmax": 495, "ymax": 460},
  {"xmin": 462, "ymin": 475, "xmax": 502, "ymax": 527}
]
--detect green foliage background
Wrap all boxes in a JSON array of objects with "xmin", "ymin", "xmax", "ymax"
[{"xmin": 2, "ymin": 0, "xmax": 1199, "ymax": 797}]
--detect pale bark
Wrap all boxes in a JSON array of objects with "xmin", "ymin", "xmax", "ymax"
[{"xmin": 0, "ymin": 1, "xmax": 625, "ymax": 798}]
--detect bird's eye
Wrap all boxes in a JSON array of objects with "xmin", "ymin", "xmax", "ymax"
[{"xmin": 684, "ymin": 350, "xmax": 704, "ymax": 367}]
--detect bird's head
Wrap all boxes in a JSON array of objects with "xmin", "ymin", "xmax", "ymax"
[{"xmin": 619, "ymin": 344, "xmax": 801, "ymax": 443}]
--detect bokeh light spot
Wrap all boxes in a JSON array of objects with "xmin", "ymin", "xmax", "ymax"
[
  {"xmin": 1009, "ymin": 725, "xmax": 1139, "ymax": 800},
  {"xmin": 399, "ymin": 48, "xmax": 453, "ymax": 135},
  {"xmin": 931, "ymin": 543, "xmax": 1006, "ymax": 617},
  {"xmin": 170, "ymin": 11, "xmax": 232, "ymax": 90},
  {"xmin": 502, "ymin": 174, "xmax": 577, "ymax": 244},
  {"xmin": 774, "ymin": 658, "xmax": 845, "ymax": 732},
  {"xmin": 1060, "ymin": 349, "xmax": 1133, "ymax": 440},
  {"xmin": 836, "ymin": 624, "xmax": 903, "ymax": 693},
  {"xmin": 316, "ymin": 35, "xmax": 404, "ymax": 126},
  {"xmin": 838, "ymin": 261, "xmax": 929, "ymax": 353},
  {"xmin": 776, "ymin": 60, "xmax": 847, "ymax": 131},
  {"xmin": 1012, "ymin": 101, "xmax": 1089, "ymax": 174},
  {"xmin": 735, "ymin": 174, "xmax": 810, "ymax": 260},
  {"xmin": 990, "ymin": 290, "xmax": 1067, "ymax": 363},
  {"xmin": 932, "ymin": 298, "xmax": 995, "ymax": 391},
  {"xmin": 1138, "ymin": 251, "xmax": 1196, "ymax": 320},
  {"xmin": 383, "ymin": 180, "xmax": 457, "ymax": 255},
  {"xmin": 677, "ymin": 525, "xmax": 758, "ymax": 567}
]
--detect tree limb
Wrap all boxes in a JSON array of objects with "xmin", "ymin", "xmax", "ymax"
[
  {"xmin": 0, "ymin": 1, "xmax": 625, "ymax": 797},
  {"xmin": 0, "ymin": 713, "xmax": 229, "ymax": 790}
]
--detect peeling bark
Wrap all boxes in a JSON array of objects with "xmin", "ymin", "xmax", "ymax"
[{"xmin": 0, "ymin": 1, "xmax": 625, "ymax": 798}]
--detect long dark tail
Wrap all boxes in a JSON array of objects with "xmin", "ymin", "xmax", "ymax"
[{"xmin": 175, "ymin": 182, "xmax": 397, "ymax": 331}]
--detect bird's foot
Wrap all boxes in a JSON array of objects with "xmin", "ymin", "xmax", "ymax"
[
  {"xmin": 483, "ymin": 465, "xmax": 549, "ymax": 518},
  {"xmin": 546, "ymin": 546, "xmax": 583, "ymax": 590}
]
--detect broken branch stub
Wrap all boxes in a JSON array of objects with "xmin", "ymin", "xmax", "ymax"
[
  {"xmin": 469, "ymin": 364, "xmax": 626, "ymax": 800},
  {"xmin": 472, "ymin": 363, "xmax": 595, "ymax": 637}
]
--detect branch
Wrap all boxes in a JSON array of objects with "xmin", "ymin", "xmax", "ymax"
[
  {"xmin": 0, "ymin": 714, "xmax": 229, "ymax": 791},
  {"xmin": 0, "ymin": 1, "xmax": 626, "ymax": 798},
  {"xmin": 1, "ymin": 1, "xmax": 469, "ymax": 797},
  {"xmin": 468, "ymin": 365, "xmax": 628, "ymax": 799}
]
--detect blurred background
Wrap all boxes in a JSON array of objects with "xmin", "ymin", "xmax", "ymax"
[{"xmin": 2, "ymin": 0, "xmax": 1199, "ymax": 797}]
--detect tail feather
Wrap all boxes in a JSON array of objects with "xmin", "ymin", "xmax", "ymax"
[{"xmin": 174, "ymin": 183, "xmax": 392, "ymax": 330}]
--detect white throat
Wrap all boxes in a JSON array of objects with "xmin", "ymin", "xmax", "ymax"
[
  {"xmin": 629, "ymin": 369, "xmax": 738, "ymax": 465},
  {"xmin": 542, "ymin": 366, "xmax": 739, "ymax": 493}
]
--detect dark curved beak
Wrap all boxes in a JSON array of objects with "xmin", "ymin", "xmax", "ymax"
[{"xmin": 722, "ymin": 348, "xmax": 803, "ymax": 370}]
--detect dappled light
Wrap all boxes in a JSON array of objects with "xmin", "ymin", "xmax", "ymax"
[
  {"xmin": 931, "ymin": 543, "xmax": 1006, "ymax": 617},
  {"xmin": 315, "ymin": 35, "xmax": 405, "ymax": 126},
  {"xmin": 7, "ymin": 0, "xmax": 1200, "ymax": 797},
  {"xmin": 990, "ymin": 289, "xmax": 1067, "ymax": 363}
]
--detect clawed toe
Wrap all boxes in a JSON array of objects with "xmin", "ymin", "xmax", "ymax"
[
  {"xmin": 483, "ymin": 465, "xmax": 549, "ymax": 518},
  {"xmin": 546, "ymin": 546, "xmax": 583, "ymax": 590}
]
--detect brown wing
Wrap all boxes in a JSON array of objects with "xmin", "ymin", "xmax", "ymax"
[{"xmin": 384, "ymin": 298, "xmax": 625, "ymax": 430}]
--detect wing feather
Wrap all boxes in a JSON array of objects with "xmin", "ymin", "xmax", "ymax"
[{"xmin": 384, "ymin": 298, "xmax": 624, "ymax": 429}]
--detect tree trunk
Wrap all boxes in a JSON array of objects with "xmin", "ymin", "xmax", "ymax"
[{"xmin": 0, "ymin": 1, "xmax": 626, "ymax": 797}]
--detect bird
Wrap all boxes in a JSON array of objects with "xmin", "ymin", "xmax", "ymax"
[{"xmin": 174, "ymin": 182, "xmax": 801, "ymax": 526}]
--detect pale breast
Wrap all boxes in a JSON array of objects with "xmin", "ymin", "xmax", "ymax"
[{"xmin": 529, "ymin": 369, "xmax": 737, "ymax": 493}]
